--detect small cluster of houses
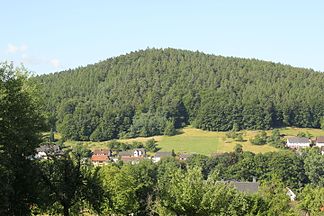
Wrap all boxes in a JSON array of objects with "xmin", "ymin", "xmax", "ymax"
[
  {"xmin": 286, "ymin": 136, "xmax": 324, "ymax": 154},
  {"xmin": 90, "ymin": 148, "xmax": 188, "ymax": 166}
]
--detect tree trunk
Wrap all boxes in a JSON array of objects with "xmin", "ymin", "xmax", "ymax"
[{"xmin": 63, "ymin": 204, "xmax": 69, "ymax": 216}]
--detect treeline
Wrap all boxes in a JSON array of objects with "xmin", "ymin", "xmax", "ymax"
[
  {"xmin": 35, "ymin": 48, "xmax": 324, "ymax": 141},
  {"xmin": 3, "ymin": 62, "xmax": 324, "ymax": 216},
  {"xmin": 9, "ymin": 146, "xmax": 324, "ymax": 216}
]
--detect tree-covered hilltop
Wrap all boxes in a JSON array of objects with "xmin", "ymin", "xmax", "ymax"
[{"xmin": 35, "ymin": 48, "xmax": 324, "ymax": 141}]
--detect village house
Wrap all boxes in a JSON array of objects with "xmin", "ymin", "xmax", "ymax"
[
  {"xmin": 118, "ymin": 148, "xmax": 146, "ymax": 164},
  {"xmin": 231, "ymin": 181, "xmax": 260, "ymax": 194},
  {"xmin": 219, "ymin": 178, "xmax": 260, "ymax": 194},
  {"xmin": 152, "ymin": 152, "xmax": 173, "ymax": 163},
  {"xmin": 91, "ymin": 148, "xmax": 111, "ymax": 166},
  {"xmin": 34, "ymin": 144, "xmax": 64, "ymax": 160},
  {"xmin": 286, "ymin": 137, "xmax": 311, "ymax": 149},
  {"xmin": 315, "ymin": 137, "xmax": 324, "ymax": 155},
  {"xmin": 315, "ymin": 136, "xmax": 324, "ymax": 147},
  {"xmin": 119, "ymin": 148, "xmax": 146, "ymax": 158}
]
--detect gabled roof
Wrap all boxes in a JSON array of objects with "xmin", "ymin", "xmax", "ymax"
[
  {"xmin": 119, "ymin": 150, "xmax": 134, "ymax": 157},
  {"xmin": 119, "ymin": 148, "xmax": 146, "ymax": 157},
  {"xmin": 230, "ymin": 181, "xmax": 260, "ymax": 194},
  {"xmin": 91, "ymin": 155, "xmax": 109, "ymax": 162},
  {"xmin": 93, "ymin": 149, "xmax": 111, "ymax": 155},
  {"xmin": 287, "ymin": 137, "xmax": 310, "ymax": 144},
  {"xmin": 154, "ymin": 152, "xmax": 173, "ymax": 158},
  {"xmin": 316, "ymin": 136, "xmax": 324, "ymax": 143}
]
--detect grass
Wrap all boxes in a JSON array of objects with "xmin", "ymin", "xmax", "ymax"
[
  {"xmin": 57, "ymin": 126, "xmax": 324, "ymax": 156},
  {"xmin": 154, "ymin": 127, "xmax": 278, "ymax": 155}
]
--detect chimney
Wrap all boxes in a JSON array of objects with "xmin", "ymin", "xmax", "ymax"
[{"xmin": 252, "ymin": 177, "xmax": 257, "ymax": 182}]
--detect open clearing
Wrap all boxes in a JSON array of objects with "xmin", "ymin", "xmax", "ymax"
[{"xmin": 58, "ymin": 127, "xmax": 324, "ymax": 156}]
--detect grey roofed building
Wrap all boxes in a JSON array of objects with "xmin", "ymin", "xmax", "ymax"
[
  {"xmin": 316, "ymin": 136, "xmax": 324, "ymax": 144},
  {"xmin": 286, "ymin": 137, "xmax": 311, "ymax": 149},
  {"xmin": 230, "ymin": 181, "xmax": 260, "ymax": 194},
  {"xmin": 287, "ymin": 137, "xmax": 310, "ymax": 143},
  {"xmin": 36, "ymin": 144, "xmax": 63, "ymax": 154},
  {"xmin": 119, "ymin": 150, "xmax": 133, "ymax": 157},
  {"xmin": 93, "ymin": 148, "xmax": 111, "ymax": 156},
  {"xmin": 152, "ymin": 151, "xmax": 173, "ymax": 163},
  {"xmin": 154, "ymin": 152, "xmax": 173, "ymax": 158},
  {"xmin": 119, "ymin": 148, "xmax": 146, "ymax": 157},
  {"xmin": 34, "ymin": 144, "xmax": 64, "ymax": 159}
]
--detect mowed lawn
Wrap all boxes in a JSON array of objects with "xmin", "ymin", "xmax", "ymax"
[{"xmin": 56, "ymin": 127, "xmax": 324, "ymax": 156}]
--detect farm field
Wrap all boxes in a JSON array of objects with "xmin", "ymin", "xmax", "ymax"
[{"xmin": 56, "ymin": 126, "xmax": 324, "ymax": 156}]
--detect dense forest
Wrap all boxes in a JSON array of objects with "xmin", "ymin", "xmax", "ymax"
[
  {"xmin": 2, "ymin": 62, "xmax": 324, "ymax": 216},
  {"xmin": 35, "ymin": 48, "xmax": 324, "ymax": 141}
]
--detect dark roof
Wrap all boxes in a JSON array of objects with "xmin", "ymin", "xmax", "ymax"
[
  {"xmin": 155, "ymin": 152, "xmax": 173, "ymax": 158},
  {"xmin": 93, "ymin": 148, "xmax": 110, "ymax": 155},
  {"xmin": 231, "ymin": 181, "xmax": 260, "ymax": 194},
  {"xmin": 287, "ymin": 137, "xmax": 310, "ymax": 144},
  {"xmin": 316, "ymin": 136, "xmax": 324, "ymax": 143},
  {"xmin": 119, "ymin": 148, "xmax": 146, "ymax": 157},
  {"xmin": 119, "ymin": 150, "xmax": 133, "ymax": 157},
  {"xmin": 36, "ymin": 144, "xmax": 62, "ymax": 154}
]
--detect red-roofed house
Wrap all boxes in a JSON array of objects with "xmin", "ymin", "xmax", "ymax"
[{"xmin": 91, "ymin": 149, "xmax": 111, "ymax": 166}]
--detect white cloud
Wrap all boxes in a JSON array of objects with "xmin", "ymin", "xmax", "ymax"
[
  {"xmin": 6, "ymin": 44, "xmax": 61, "ymax": 70},
  {"xmin": 49, "ymin": 58, "xmax": 60, "ymax": 68},
  {"xmin": 7, "ymin": 43, "xmax": 28, "ymax": 53}
]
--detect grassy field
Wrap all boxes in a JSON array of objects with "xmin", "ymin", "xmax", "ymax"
[{"xmin": 57, "ymin": 126, "xmax": 324, "ymax": 156}]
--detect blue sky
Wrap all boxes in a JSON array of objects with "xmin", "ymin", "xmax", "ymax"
[{"xmin": 1, "ymin": 0, "xmax": 323, "ymax": 74}]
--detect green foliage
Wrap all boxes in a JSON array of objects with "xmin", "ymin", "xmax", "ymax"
[
  {"xmin": 34, "ymin": 48, "xmax": 324, "ymax": 141},
  {"xmin": 234, "ymin": 144, "xmax": 243, "ymax": 154},
  {"xmin": 226, "ymin": 131, "xmax": 244, "ymax": 141},
  {"xmin": 145, "ymin": 139, "xmax": 158, "ymax": 152},
  {"xmin": 303, "ymin": 148, "xmax": 324, "ymax": 186},
  {"xmin": 37, "ymin": 152, "xmax": 104, "ymax": 215},
  {"xmin": 128, "ymin": 112, "xmax": 167, "ymax": 138},
  {"xmin": 297, "ymin": 131, "xmax": 313, "ymax": 138},
  {"xmin": 99, "ymin": 161, "xmax": 157, "ymax": 215},
  {"xmin": 298, "ymin": 185, "xmax": 324, "ymax": 215},
  {"xmin": 268, "ymin": 129, "xmax": 285, "ymax": 148},
  {"xmin": 0, "ymin": 63, "xmax": 44, "ymax": 215},
  {"xmin": 321, "ymin": 117, "xmax": 324, "ymax": 130},
  {"xmin": 258, "ymin": 177, "xmax": 293, "ymax": 215},
  {"xmin": 250, "ymin": 131, "xmax": 268, "ymax": 145},
  {"xmin": 164, "ymin": 120, "xmax": 176, "ymax": 136}
]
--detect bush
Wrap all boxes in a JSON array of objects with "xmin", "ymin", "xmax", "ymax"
[{"xmin": 250, "ymin": 131, "xmax": 267, "ymax": 145}]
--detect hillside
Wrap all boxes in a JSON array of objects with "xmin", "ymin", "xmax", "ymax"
[{"xmin": 35, "ymin": 48, "xmax": 324, "ymax": 141}]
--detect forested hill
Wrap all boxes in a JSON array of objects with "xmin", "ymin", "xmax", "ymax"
[{"xmin": 35, "ymin": 48, "xmax": 324, "ymax": 141}]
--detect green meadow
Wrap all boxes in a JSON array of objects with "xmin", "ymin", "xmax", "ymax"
[{"xmin": 54, "ymin": 127, "xmax": 324, "ymax": 156}]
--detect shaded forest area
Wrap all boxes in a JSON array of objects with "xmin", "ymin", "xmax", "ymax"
[{"xmin": 35, "ymin": 48, "xmax": 324, "ymax": 141}]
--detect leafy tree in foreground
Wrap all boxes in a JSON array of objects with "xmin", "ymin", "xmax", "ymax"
[
  {"xmin": 0, "ymin": 63, "xmax": 44, "ymax": 215},
  {"xmin": 298, "ymin": 185, "xmax": 324, "ymax": 215},
  {"xmin": 303, "ymin": 148, "xmax": 324, "ymax": 186},
  {"xmin": 37, "ymin": 152, "xmax": 104, "ymax": 216}
]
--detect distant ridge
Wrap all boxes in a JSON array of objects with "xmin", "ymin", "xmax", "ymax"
[{"xmin": 35, "ymin": 48, "xmax": 324, "ymax": 141}]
